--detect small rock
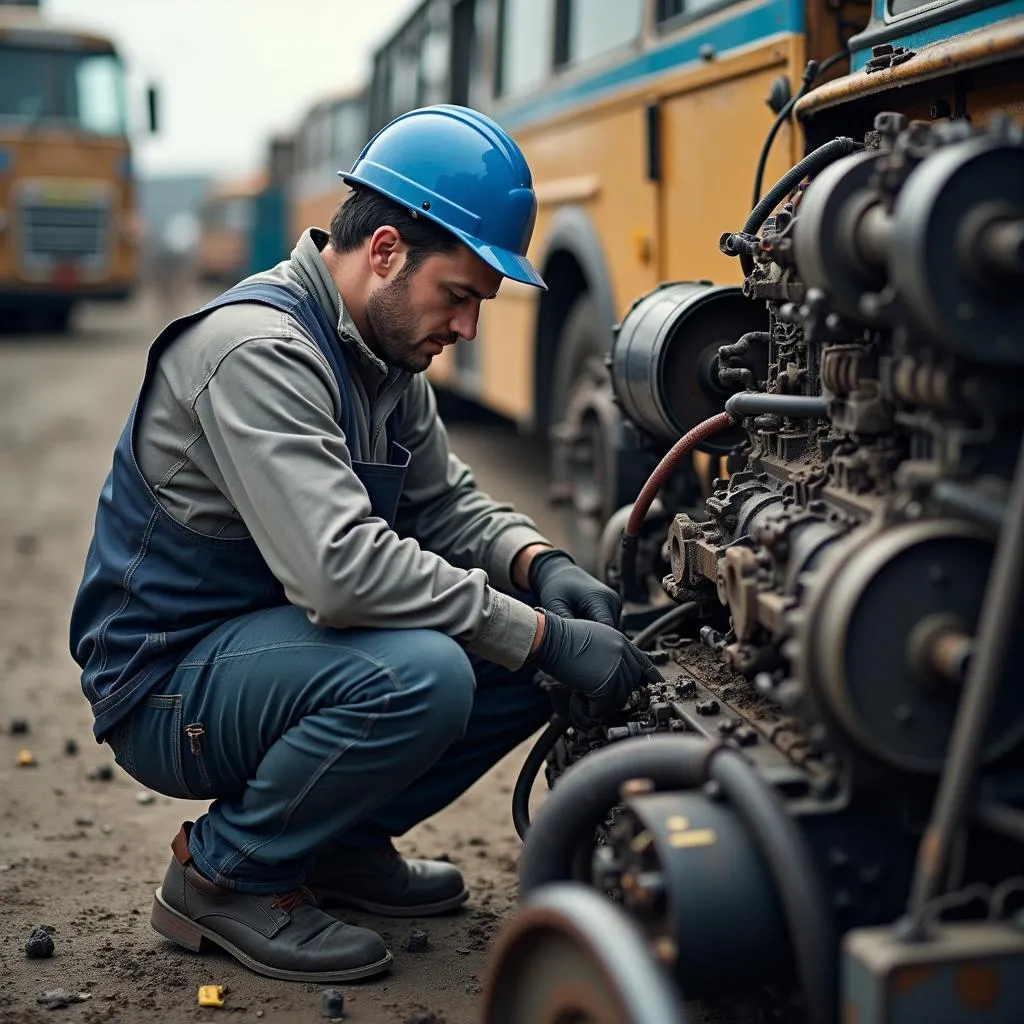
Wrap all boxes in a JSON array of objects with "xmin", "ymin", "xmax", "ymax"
[
  {"xmin": 14, "ymin": 532, "xmax": 38, "ymax": 556},
  {"xmin": 100, "ymin": 824, "xmax": 113, "ymax": 835},
  {"xmin": 467, "ymin": 836, "xmax": 487, "ymax": 847},
  {"xmin": 64, "ymin": 738, "xmax": 79, "ymax": 756},
  {"xmin": 434, "ymin": 852, "xmax": 451, "ymax": 862},
  {"xmin": 406, "ymin": 1012, "xmax": 445, "ymax": 1024},
  {"xmin": 74, "ymin": 817, "xmax": 93, "ymax": 827},
  {"xmin": 37, "ymin": 988, "xmax": 91, "ymax": 1009},
  {"xmin": 10, "ymin": 718, "xmax": 30, "ymax": 735},
  {"xmin": 25, "ymin": 925, "xmax": 55, "ymax": 959},
  {"xmin": 256, "ymin": 1013, "xmax": 265, "ymax": 1020},
  {"xmin": 135, "ymin": 791, "xmax": 156, "ymax": 805},
  {"xmin": 404, "ymin": 928, "xmax": 430, "ymax": 952},
  {"xmin": 320, "ymin": 987, "xmax": 345, "ymax": 1018},
  {"xmin": 87, "ymin": 765, "xmax": 114, "ymax": 781},
  {"xmin": 17, "ymin": 749, "xmax": 36, "ymax": 767}
]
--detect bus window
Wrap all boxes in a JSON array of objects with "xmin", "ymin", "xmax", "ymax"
[
  {"xmin": 497, "ymin": 0, "xmax": 554, "ymax": 97},
  {"xmin": 0, "ymin": 45, "xmax": 127, "ymax": 134},
  {"xmin": 564, "ymin": 0, "xmax": 644, "ymax": 65},
  {"xmin": 332, "ymin": 100, "xmax": 365, "ymax": 171},
  {"xmin": 420, "ymin": 24, "xmax": 449, "ymax": 106},
  {"xmin": 657, "ymin": 0, "xmax": 725, "ymax": 26},
  {"xmin": 71, "ymin": 54, "xmax": 126, "ymax": 135},
  {"xmin": 0, "ymin": 48, "xmax": 47, "ymax": 120}
]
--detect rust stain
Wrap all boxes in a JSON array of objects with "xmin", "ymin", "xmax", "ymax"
[
  {"xmin": 891, "ymin": 965, "xmax": 938, "ymax": 994},
  {"xmin": 796, "ymin": 18, "xmax": 1024, "ymax": 118},
  {"xmin": 956, "ymin": 964, "xmax": 1002, "ymax": 1011}
]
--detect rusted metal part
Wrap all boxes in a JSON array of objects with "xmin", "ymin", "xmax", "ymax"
[{"xmin": 795, "ymin": 18, "xmax": 1024, "ymax": 118}]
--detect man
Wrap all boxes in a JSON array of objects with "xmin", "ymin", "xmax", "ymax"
[{"xmin": 70, "ymin": 105, "xmax": 659, "ymax": 983}]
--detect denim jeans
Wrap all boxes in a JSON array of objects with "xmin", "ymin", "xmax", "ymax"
[{"xmin": 107, "ymin": 604, "xmax": 550, "ymax": 893}]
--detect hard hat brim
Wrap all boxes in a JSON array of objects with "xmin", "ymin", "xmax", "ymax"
[{"xmin": 451, "ymin": 230, "xmax": 547, "ymax": 290}]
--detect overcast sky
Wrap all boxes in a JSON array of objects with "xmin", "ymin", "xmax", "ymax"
[{"xmin": 45, "ymin": 0, "xmax": 420, "ymax": 179}]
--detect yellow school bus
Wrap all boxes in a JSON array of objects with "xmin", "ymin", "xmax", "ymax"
[
  {"xmin": 365, "ymin": 0, "xmax": 857, "ymax": 563},
  {"xmin": 288, "ymin": 90, "xmax": 368, "ymax": 245},
  {"xmin": 0, "ymin": 2, "xmax": 154, "ymax": 331}
]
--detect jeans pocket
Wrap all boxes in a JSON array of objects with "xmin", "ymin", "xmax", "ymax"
[{"xmin": 125, "ymin": 694, "xmax": 215, "ymax": 800}]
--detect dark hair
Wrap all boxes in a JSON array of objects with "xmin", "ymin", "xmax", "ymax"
[{"xmin": 329, "ymin": 186, "xmax": 460, "ymax": 274}]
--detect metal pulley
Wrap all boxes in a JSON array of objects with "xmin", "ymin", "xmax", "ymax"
[{"xmin": 610, "ymin": 282, "xmax": 768, "ymax": 450}]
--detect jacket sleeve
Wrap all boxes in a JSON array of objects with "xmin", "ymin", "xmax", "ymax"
[
  {"xmin": 192, "ymin": 335, "xmax": 539, "ymax": 668},
  {"xmin": 393, "ymin": 377, "xmax": 553, "ymax": 592}
]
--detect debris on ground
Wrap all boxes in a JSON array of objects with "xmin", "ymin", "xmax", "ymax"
[
  {"xmin": 24, "ymin": 925, "xmax": 55, "ymax": 959},
  {"xmin": 63, "ymin": 738, "xmax": 78, "ymax": 756},
  {"xmin": 86, "ymin": 764, "xmax": 114, "ymax": 781},
  {"xmin": 9, "ymin": 718, "xmax": 30, "ymax": 734},
  {"xmin": 320, "ymin": 988, "xmax": 345, "ymax": 1019},
  {"xmin": 135, "ymin": 790, "xmax": 156, "ymax": 805},
  {"xmin": 17, "ymin": 748, "xmax": 36, "ymax": 767},
  {"xmin": 404, "ymin": 929, "xmax": 430, "ymax": 952},
  {"xmin": 434, "ymin": 852, "xmax": 452, "ymax": 862},
  {"xmin": 197, "ymin": 984, "xmax": 226, "ymax": 1008},
  {"xmin": 406, "ymin": 1011, "xmax": 446, "ymax": 1024},
  {"xmin": 36, "ymin": 988, "xmax": 91, "ymax": 1009}
]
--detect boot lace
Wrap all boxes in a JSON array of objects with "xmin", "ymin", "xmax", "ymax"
[{"xmin": 271, "ymin": 885, "xmax": 316, "ymax": 914}]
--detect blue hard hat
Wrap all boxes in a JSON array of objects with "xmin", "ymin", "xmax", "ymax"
[{"xmin": 340, "ymin": 104, "xmax": 545, "ymax": 289}]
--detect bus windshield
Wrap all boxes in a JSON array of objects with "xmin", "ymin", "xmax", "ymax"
[{"xmin": 0, "ymin": 45, "xmax": 127, "ymax": 135}]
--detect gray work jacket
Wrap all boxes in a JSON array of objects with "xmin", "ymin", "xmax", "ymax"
[{"xmin": 134, "ymin": 229, "xmax": 547, "ymax": 667}]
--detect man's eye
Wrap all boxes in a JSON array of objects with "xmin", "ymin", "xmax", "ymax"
[{"xmin": 448, "ymin": 291, "xmax": 466, "ymax": 305}]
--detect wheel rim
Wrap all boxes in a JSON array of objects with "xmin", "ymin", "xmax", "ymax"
[{"xmin": 482, "ymin": 884, "xmax": 684, "ymax": 1024}]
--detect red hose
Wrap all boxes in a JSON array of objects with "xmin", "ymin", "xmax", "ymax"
[{"xmin": 624, "ymin": 411, "xmax": 735, "ymax": 538}]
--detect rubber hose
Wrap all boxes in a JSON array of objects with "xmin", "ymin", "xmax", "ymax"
[
  {"xmin": 739, "ymin": 136, "xmax": 859, "ymax": 277},
  {"xmin": 631, "ymin": 601, "xmax": 699, "ymax": 651},
  {"xmin": 725, "ymin": 393, "xmax": 827, "ymax": 418},
  {"xmin": 751, "ymin": 50, "xmax": 849, "ymax": 209},
  {"xmin": 517, "ymin": 735, "xmax": 713, "ymax": 894},
  {"xmin": 620, "ymin": 411, "xmax": 734, "ymax": 600},
  {"xmin": 512, "ymin": 714, "xmax": 572, "ymax": 842},
  {"xmin": 709, "ymin": 748, "xmax": 837, "ymax": 1024}
]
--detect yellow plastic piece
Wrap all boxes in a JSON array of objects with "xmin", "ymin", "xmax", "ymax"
[
  {"xmin": 197, "ymin": 985, "xmax": 225, "ymax": 1008},
  {"xmin": 17, "ymin": 749, "xmax": 35, "ymax": 767}
]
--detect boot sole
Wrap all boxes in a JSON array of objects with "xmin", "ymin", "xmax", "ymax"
[
  {"xmin": 316, "ymin": 886, "xmax": 469, "ymax": 918},
  {"xmin": 150, "ymin": 889, "xmax": 393, "ymax": 982}
]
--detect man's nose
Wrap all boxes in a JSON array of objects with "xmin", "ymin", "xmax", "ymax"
[{"xmin": 450, "ymin": 308, "xmax": 479, "ymax": 343}]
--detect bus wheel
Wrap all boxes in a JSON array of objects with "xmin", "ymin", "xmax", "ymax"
[{"xmin": 549, "ymin": 295, "xmax": 618, "ymax": 575}]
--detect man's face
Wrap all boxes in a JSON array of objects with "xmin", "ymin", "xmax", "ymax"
[{"xmin": 365, "ymin": 245, "xmax": 503, "ymax": 374}]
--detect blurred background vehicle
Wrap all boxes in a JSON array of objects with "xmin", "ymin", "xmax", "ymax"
[
  {"xmin": 0, "ymin": 0, "xmax": 157, "ymax": 332},
  {"xmin": 194, "ymin": 171, "xmax": 265, "ymax": 287}
]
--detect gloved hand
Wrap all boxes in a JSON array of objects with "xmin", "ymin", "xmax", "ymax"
[
  {"xmin": 528, "ymin": 549, "xmax": 621, "ymax": 627},
  {"xmin": 530, "ymin": 612, "xmax": 662, "ymax": 727}
]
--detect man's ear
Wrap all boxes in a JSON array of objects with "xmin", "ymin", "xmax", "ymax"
[{"xmin": 367, "ymin": 225, "xmax": 405, "ymax": 280}]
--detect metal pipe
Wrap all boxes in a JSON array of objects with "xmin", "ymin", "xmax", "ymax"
[
  {"xmin": 909, "ymin": 431, "xmax": 1024, "ymax": 913},
  {"xmin": 724, "ymin": 392, "xmax": 827, "ymax": 419},
  {"xmin": 976, "ymin": 801, "xmax": 1024, "ymax": 846}
]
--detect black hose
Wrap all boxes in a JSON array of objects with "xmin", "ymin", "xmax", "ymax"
[
  {"xmin": 512, "ymin": 713, "xmax": 571, "ymax": 842},
  {"xmin": 709, "ymin": 749, "xmax": 837, "ymax": 1024},
  {"xmin": 909, "ymin": 431, "xmax": 1024, "ymax": 913},
  {"xmin": 751, "ymin": 51, "xmax": 850, "ymax": 209},
  {"xmin": 735, "ymin": 135, "xmax": 860, "ymax": 277},
  {"xmin": 725, "ymin": 393, "xmax": 828, "ymax": 419},
  {"xmin": 518, "ymin": 735, "xmax": 712, "ymax": 893},
  {"xmin": 631, "ymin": 601, "xmax": 699, "ymax": 651}
]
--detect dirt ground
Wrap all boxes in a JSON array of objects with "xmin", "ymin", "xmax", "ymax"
[{"xmin": 0, "ymin": 288, "xmax": 569, "ymax": 1024}]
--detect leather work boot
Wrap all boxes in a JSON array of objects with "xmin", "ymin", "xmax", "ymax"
[
  {"xmin": 150, "ymin": 823, "xmax": 392, "ymax": 982},
  {"xmin": 306, "ymin": 840, "xmax": 469, "ymax": 917}
]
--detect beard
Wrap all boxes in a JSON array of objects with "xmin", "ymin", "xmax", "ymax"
[{"xmin": 365, "ymin": 270, "xmax": 452, "ymax": 373}]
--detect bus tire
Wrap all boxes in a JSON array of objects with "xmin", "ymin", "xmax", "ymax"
[{"xmin": 549, "ymin": 294, "xmax": 618, "ymax": 575}]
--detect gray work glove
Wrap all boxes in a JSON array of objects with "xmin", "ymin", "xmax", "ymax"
[
  {"xmin": 528, "ymin": 549, "xmax": 621, "ymax": 627},
  {"xmin": 531, "ymin": 612, "xmax": 663, "ymax": 728}
]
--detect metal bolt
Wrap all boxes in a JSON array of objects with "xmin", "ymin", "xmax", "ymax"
[{"xmin": 696, "ymin": 699, "xmax": 720, "ymax": 716}]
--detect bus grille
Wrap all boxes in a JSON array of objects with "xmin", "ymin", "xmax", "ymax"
[{"xmin": 20, "ymin": 203, "xmax": 108, "ymax": 260}]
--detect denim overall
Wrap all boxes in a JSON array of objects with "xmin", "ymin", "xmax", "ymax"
[
  {"xmin": 70, "ymin": 280, "xmax": 549, "ymax": 892},
  {"xmin": 70, "ymin": 281, "xmax": 410, "ymax": 743}
]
